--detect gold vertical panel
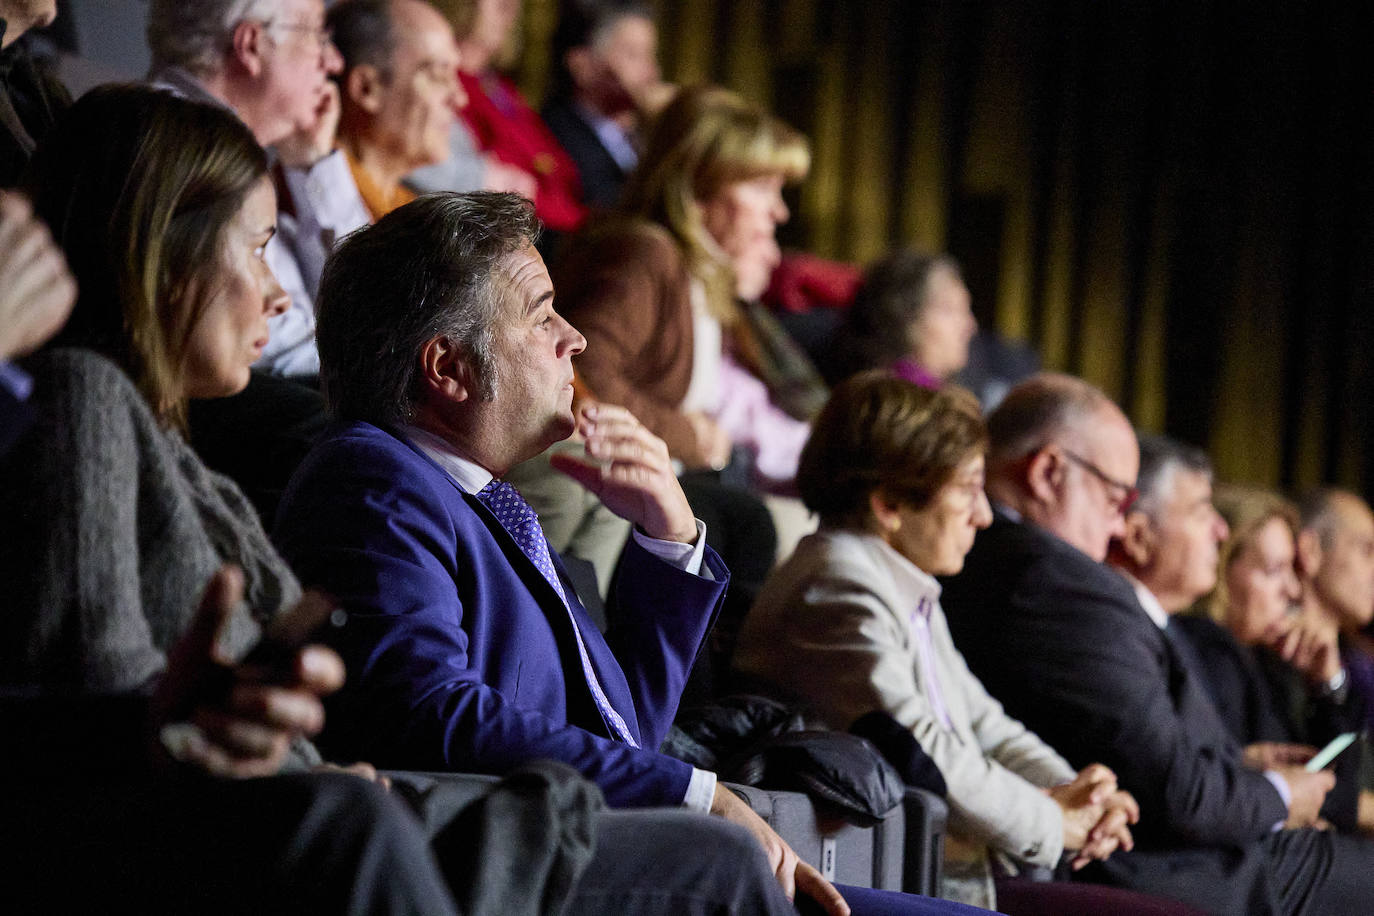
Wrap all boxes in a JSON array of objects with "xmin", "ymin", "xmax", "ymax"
[
  {"xmin": 899, "ymin": 3, "xmax": 949, "ymax": 253},
  {"xmin": 1290, "ymin": 357, "xmax": 1329, "ymax": 492},
  {"xmin": 776, "ymin": 0, "xmax": 818, "ymax": 61},
  {"xmin": 1035, "ymin": 76, "xmax": 1080, "ymax": 373},
  {"xmin": 802, "ymin": 40, "xmax": 849, "ymax": 259},
  {"xmin": 1075, "ymin": 175, "xmax": 1129, "ymax": 399},
  {"xmin": 664, "ymin": 0, "xmax": 716, "ymax": 88},
  {"xmin": 513, "ymin": 0, "xmax": 557, "ymax": 103},
  {"xmin": 1209, "ymin": 217, "xmax": 1285, "ymax": 486},
  {"xmin": 722, "ymin": 3, "xmax": 771, "ymax": 110},
  {"xmin": 842, "ymin": 3, "xmax": 895, "ymax": 264},
  {"xmin": 1131, "ymin": 199, "xmax": 1173, "ymax": 432},
  {"xmin": 956, "ymin": 4, "xmax": 1033, "ymax": 343}
]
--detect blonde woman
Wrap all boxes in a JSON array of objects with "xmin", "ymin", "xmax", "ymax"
[{"xmin": 557, "ymin": 85, "xmax": 814, "ymax": 489}]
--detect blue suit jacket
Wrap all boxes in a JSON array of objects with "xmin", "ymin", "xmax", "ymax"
[{"xmin": 274, "ymin": 420, "xmax": 729, "ymax": 807}]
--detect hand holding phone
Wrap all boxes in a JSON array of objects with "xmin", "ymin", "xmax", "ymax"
[
  {"xmin": 1304, "ymin": 732, "xmax": 1359, "ymax": 772},
  {"xmin": 155, "ymin": 567, "xmax": 346, "ymax": 778}
]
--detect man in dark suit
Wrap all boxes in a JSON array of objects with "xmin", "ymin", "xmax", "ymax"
[
  {"xmin": 542, "ymin": 1, "xmax": 660, "ymax": 209},
  {"xmin": 274, "ymin": 191, "xmax": 855, "ymax": 915},
  {"xmin": 941, "ymin": 373, "xmax": 1372, "ymax": 915},
  {"xmin": 1110, "ymin": 435, "xmax": 1366, "ymax": 833},
  {"xmin": 1295, "ymin": 488, "xmax": 1374, "ymax": 747}
]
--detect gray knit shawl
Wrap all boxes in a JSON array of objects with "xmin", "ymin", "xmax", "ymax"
[{"xmin": 0, "ymin": 348, "xmax": 303, "ymax": 693}]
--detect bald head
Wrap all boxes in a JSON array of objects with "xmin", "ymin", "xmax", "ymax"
[
  {"xmin": 986, "ymin": 373, "xmax": 1139, "ymax": 562},
  {"xmin": 1297, "ymin": 488, "xmax": 1374, "ymax": 631}
]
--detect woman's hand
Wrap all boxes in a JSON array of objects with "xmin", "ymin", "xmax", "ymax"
[{"xmin": 152, "ymin": 566, "xmax": 345, "ymax": 779}]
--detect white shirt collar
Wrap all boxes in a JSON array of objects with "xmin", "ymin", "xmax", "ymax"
[
  {"xmin": 1118, "ymin": 568, "xmax": 1170, "ymax": 630},
  {"xmin": 399, "ymin": 423, "xmax": 492, "ymax": 494},
  {"xmin": 574, "ymin": 101, "xmax": 639, "ymax": 172}
]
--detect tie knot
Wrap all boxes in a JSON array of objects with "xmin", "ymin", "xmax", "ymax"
[{"xmin": 476, "ymin": 480, "xmax": 537, "ymax": 529}]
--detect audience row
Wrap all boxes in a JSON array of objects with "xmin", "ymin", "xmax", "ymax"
[{"xmin": 4, "ymin": 1, "xmax": 1374, "ymax": 915}]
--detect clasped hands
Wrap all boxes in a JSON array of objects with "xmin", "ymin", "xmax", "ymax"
[{"xmin": 1047, "ymin": 764, "xmax": 1140, "ymax": 870}]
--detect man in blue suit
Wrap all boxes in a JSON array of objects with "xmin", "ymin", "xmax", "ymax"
[{"xmin": 275, "ymin": 191, "xmax": 862, "ymax": 914}]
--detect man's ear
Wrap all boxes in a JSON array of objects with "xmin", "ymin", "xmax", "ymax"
[
  {"xmin": 345, "ymin": 64, "xmax": 386, "ymax": 115},
  {"xmin": 417, "ymin": 335, "xmax": 474, "ymax": 405},
  {"xmin": 1025, "ymin": 447, "xmax": 1063, "ymax": 508},
  {"xmin": 1296, "ymin": 527, "xmax": 1324, "ymax": 579},
  {"xmin": 229, "ymin": 19, "xmax": 267, "ymax": 78},
  {"xmin": 1117, "ymin": 510, "xmax": 1156, "ymax": 567}
]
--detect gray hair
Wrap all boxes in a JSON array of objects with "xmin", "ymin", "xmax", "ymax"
[
  {"xmin": 1133, "ymin": 433, "xmax": 1212, "ymax": 520},
  {"xmin": 147, "ymin": 0, "xmax": 276, "ymax": 75},
  {"xmin": 1298, "ymin": 487, "xmax": 1359, "ymax": 549},
  {"xmin": 986, "ymin": 372, "xmax": 1113, "ymax": 466},
  {"xmin": 316, "ymin": 191, "xmax": 542, "ymax": 426}
]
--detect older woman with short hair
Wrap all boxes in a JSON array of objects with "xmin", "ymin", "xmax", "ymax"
[
  {"xmin": 825, "ymin": 249, "xmax": 977, "ymax": 389},
  {"xmin": 734, "ymin": 373, "xmax": 1143, "ymax": 912}
]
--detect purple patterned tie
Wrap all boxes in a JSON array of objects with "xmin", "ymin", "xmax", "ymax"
[{"xmin": 476, "ymin": 480, "xmax": 639, "ymax": 747}]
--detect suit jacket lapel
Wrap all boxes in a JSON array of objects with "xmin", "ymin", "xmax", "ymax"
[
  {"xmin": 458, "ymin": 487, "xmax": 625, "ymax": 742},
  {"xmin": 387, "ymin": 429, "xmax": 619, "ymax": 735}
]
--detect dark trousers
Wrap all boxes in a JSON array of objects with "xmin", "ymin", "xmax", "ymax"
[
  {"xmin": 8, "ymin": 771, "xmax": 458, "ymax": 915},
  {"xmin": 395, "ymin": 769, "xmax": 991, "ymax": 916},
  {"xmin": 1083, "ymin": 827, "xmax": 1374, "ymax": 916}
]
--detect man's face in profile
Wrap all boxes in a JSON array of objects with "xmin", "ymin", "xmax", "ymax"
[{"xmin": 479, "ymin": 244, "xmax": 586, "ymax": 466}]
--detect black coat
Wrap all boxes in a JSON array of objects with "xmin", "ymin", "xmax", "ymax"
[
  {"xmin": 940, "ymin": 510, "xmax": 1320, "ymax": 915},
  {"xmin": 541, "ymin": 99, "xmax": 628, "ymax": 211},
  {"xmin": 1170, "ymin": 613, "xmax": 1362, "ymax": 831}
]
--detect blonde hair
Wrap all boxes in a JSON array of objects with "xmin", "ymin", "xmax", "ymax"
[
  {"xmin": 1204, "ymin": 483, "xmax": 1300, "ymax": 624},
  {"xmin": 619, "ymin": 84, "xmax": 809, "ymax": 323}
]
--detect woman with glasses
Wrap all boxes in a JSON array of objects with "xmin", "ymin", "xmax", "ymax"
[{"xmin": 733, "ymin": 373, "xmax": 1164, "ymax": 913}]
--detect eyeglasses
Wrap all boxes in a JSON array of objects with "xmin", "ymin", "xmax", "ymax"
[
  {"xmin": 261, "ymin": 20, "xmax": 334, "ymax": 52},
  {"xmin": 1062, "ymin": 448, "xmax": 1138, "ymax": 514}
]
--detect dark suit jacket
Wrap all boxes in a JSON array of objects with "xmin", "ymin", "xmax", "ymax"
[
  {"xmin": 274, "ymin": 421, "xmax": 728, "ymax": 808},
  {"xmin": 941, "ymin": 511, "xmax": 1287, "ymax": 849},
  {"xmin": 541, "ymin": 99, "xmax": 628, "ymax": 211},
  {"xmin": 1171, "ymin": 613, "xmax": 1361, "ymax": 831}
]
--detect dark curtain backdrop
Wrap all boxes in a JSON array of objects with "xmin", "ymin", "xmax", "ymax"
[{"xmin": 514, "ymin": 0, "xmax": 1374, "ymax": 495}]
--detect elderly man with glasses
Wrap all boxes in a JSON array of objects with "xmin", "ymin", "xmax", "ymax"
[
  {"xmin": 939, "ymin": 373, "xmax": 1371, "ymax": 915},
  {"xmin": 147, "ymin": 0, "xmax": 366, "ymax": 380}
]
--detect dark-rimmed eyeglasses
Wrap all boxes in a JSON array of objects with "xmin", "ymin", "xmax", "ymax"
[{"xmin": 1062, "ymin": 448, "xmax": 1138, "ymax": 514}]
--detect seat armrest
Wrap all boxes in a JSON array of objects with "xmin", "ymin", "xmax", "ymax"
[
  {"xmin": 724, "ymin": 782, "xmax": 904, "ymax": 890},
  {"xmin": 901, "ymin": 786, "xmax": 947, "ymax": 896}
]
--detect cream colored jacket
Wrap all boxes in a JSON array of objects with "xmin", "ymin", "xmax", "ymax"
[{"xmin": 734, "ymin": 529, "xmax": 1075, "ymax": 904}]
